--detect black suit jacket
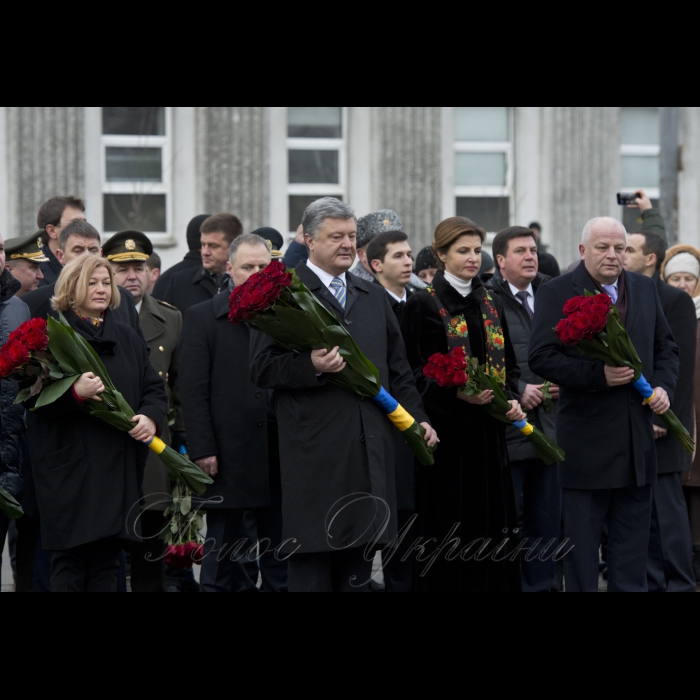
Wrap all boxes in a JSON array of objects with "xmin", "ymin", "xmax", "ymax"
[
  {"xmin": 179, "ymin": 292, "xmax": 271, "ymax": 511},
  {"xmin": 38, "ymin": 246, "xmax": 62, "ymax": 288},
  {"xmin": 156, "ymin": 265, "xmax": 227, "ymax": 315},
  {"xmin": 22, "ymin": 282, "xmax": 147, "ymax": 349},
  {"xmin": 249, "ymin": 262, "xmax": 428, "ymax": 553},
  {"xmin": 529, "ymin": 263, "xmax": 679, "ymax": 490},
  {"xmin": 654, "ymin": 273, "xmax": 697, "ymax": 474}
]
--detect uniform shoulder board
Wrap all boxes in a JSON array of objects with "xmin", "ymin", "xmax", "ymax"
[{"xmin": 156, "ymin": 299, "xmax": 178, "ymax": 311}]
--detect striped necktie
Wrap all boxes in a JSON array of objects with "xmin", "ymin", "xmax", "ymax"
[{"xmin": 330, "ymin": 277, "xmax": 346, "ymax": 309}]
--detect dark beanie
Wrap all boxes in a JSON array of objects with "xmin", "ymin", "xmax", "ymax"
[
  {"xmin": 187, "ymin": 215, "xmax": 211, "ymax": 252},
  {"xmin": 480, "ymin": 251, "xmax": 495, "ymax": 274},
  {"xmin": 415, "ymin": 246, "xmax": 438, "ymax": 274},
  {"xmin": 252, "ymin": 227, "xmax": 285, "ymax": 253}
]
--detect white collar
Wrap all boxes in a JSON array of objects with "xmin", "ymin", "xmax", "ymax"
[
  {"xmin": 386, "ymin": 288, "xmax": 407, "ymax": 304},
  {"xmin": 508, "ymin": 282, "xmax": 534, "ymax": 300},
  {"xmin": 306, "ymin": 260, "xmax": 347, "ymax": 290},
  {"xmin": 135, "ymin": 300, "xmax": 143, "ymax": 314},
  {"xmin": 444, "ymin": 271, "xmax": 473, "ymax": 297}
]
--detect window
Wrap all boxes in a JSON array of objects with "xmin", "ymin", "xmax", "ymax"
[
  {"xmin": 454, "ymin": 107, "xmax": 512, "ymax": 233},
  {"xmin": 620, "ymin": 107, "xmax": 660, "ymax": 231},
  {"xmin": 287, "ymin": 107, "xmax": 345, "ymax": 233},
  {"xmin": 102, "ymin": 107, "xmax": 171, "ymax": 236}
]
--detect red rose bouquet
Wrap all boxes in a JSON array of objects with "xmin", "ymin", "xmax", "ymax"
[
  {"xmin": 162, "ymin": 479, "xmax": 205, "ymax": 569},
  {"xmin": 556, "ymin": 292, "xmax": 694, "ymax": 453},
  {"xmin": 0, "ymin": 316, "xmax": 214, "ymax": 494},
  {"xmin": 230, "ymin": 261, "xmax": 436, "ymax": 466},
  {"xmin": 423, "ymin": 348, "xmax": 566, "ymax": 465}
]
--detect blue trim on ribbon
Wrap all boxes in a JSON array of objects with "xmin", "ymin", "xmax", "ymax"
[
  {"xmin": 513, "ymin": 419, "xmax": 528, "ymax": 431},
  {"xmin": 632, "ymin": 375, "xmax": 654, "ymax": 399},
  {"xmin": 145, "ymin": 438, "xmax": 154, "ymax": 447},
  {"xmin": 372, "ymin": 387, "xmax": 399, "ymax": 414}
]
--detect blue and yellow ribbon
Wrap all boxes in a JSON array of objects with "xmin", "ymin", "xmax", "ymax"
[
  {"xmin": 513, "ymin": 419, "xmax": 535, "ymax": 436},
  {"xmin": 147, "ymin": 437, "xmax": 167, "ymax": 455},
  {"xmin": 373, "ymin": 387, "xmax": 415, "ymax": 431}
]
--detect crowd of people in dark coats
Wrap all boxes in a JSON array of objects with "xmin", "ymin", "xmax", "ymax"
[{"xmin": 0, "ymin": 188, "xmax": 698, "ymax": 593}]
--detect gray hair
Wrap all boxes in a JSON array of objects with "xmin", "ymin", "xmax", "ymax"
[
  {"xmin": 302, "ymin": 197, "xmax": 356, "ymax": 240},
  {"xmin": 581, "ymin": 217, "xmax": 627, "ymax": 246},
  {"xmin": 229, "ymin": 233, "xmax": 271, "ymax": 263}
]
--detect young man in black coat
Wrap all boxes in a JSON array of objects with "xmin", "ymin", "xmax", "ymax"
[
  {"xmin": 155, "ymin": 214, "xmax": 242, "ymax": 315},
  {"xmin": 366, "ymin": 230, "xmax": 417, "ymax": 593},
  {"xmin": 179, "ymin": 234, "xmax": 287, "ymax": 593},
  {"xmin": 152, "ymin": 214, "xmax": 210, "ymax": 300},
  {"xmin": 487, "ymin": 227, "xmax": 562, "ymax": 593},
  {"xmin": 625, "ymin": 230, "xmax": 697, "ymax": 592},
  {"xmin": 250, "ymin": 198, "xmax": 437, "ymax": 593},
  {"xmin": 529, "ymin": 217, "xmax": 679, "ymax": 593}
]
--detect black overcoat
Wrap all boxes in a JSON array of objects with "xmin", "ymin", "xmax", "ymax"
[
  {"xmin": 487, "ymin": 272, "xmax": 558, "ymax": 463},
  {"xmin": 156, "ymin": 266, "xmax": 227, "ymax": 315},
  {"xmin": 402, "ymin": 272, "xmax": 522, "ymax": 593},
  {"xmin": 179, "ymin": 292, "xmax": 270, "ymax": 511},
  {"xmin": 249, "ymin": 262, "xmax": 429, "ymax": 555},
  {"xmin": 529, "ymin": 263, "xmax": 679, "ymax": 490},
  {"xmin": 152, "ymin": 250, "xmax": 202, "ymax": 300},
  {"xmin": 26, "ymin": 310, "xmax": 167, "ymax": 551},
  {"xmin": 653, "ymin": 273, "xmax": 697, "ymax": 474}
]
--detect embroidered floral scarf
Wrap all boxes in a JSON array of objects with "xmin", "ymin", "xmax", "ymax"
[{"xmin": 426, "ymin": 284, "xmax": 507, "ymax": 389}]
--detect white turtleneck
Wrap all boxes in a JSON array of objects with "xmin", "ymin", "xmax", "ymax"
[{"xmin": 444, "ymin": 270, "xmax": 473, "ymax": 297}]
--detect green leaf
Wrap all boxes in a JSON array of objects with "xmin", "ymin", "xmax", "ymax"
[
  {"xmin": 180, "ymin": 494, "xmax": 192, "ymax": 516},
  {"xmin": 88, "ymin": 409, "xmax": 135, "ymax": 431},
  {"xmin": 0, "ymin": 487, "xmax": 23, "ymax": 519},
  {"xmin": 46, "ymin": 317, "xmax": 83, "ymax": 375},
  {"xmin": 33, "ymin": 375, "xmax": 79, "ymax": 409},
  {"xmin": 14, "ymin": 387, "xmax": 33, "ymax": 404}
]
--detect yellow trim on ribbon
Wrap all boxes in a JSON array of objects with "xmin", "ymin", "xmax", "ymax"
[
  {"xmin": 149, "ymin": 437, "xmax": 167, "ymax": 455},
  {"xmin": 644, "ymin": 392, "xmax": 657, "ymax": 406},
  {"xmin": 520, "ymin": 423, "xmax": 535, "ymax": 437},
  {"xmin": 387, "ymin": 405, "xmax": 416, "ymax": 432}
]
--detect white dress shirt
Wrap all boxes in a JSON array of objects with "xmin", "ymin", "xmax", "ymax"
[
  {"xmin": 508, "ymin": 282, "xmax": 536, "ymax": 313},
  {"xmin": 386, "ymin": 288, "xmax": 407, "ymax": 304},
  {"xmin": 135, "ymin": 300, "xmax": 143, "ymax": 314},
  {"xmin": 306, "ymin": 260, "xmax": 347, "ymax": 292}
]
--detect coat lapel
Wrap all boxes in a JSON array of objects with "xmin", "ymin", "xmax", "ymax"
[
  {"xmin": 623, "ymin": 270, "xmax": 639, "ymax": 330},
  {"xmin": 296, "ymin": 262, "xmax": 347, "ymax": 319},
  {"xmin": 572, "ymin": 262, "xmax": 596, "ymax": 298},
  {"xmin": 139, "ymin": 294, "xmax": 167, "ymax": 343},
  {"xmin": 213, "ymin": 290, "xmax": 230, "ymax": 320}
]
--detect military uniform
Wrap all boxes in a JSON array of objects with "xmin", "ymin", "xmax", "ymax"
[
  {"xmin": 104, "ymin": 230, "xmax": 185, "ymax": 593},
  {"xmin": 4, "ymin": 232, "xmax": 49, "ymax": 296}
]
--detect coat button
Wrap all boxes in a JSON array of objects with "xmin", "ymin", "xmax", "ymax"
[
  {"xmin": 159, "ymin": 346, "xmax": 165, "ymax": 352},
  {"xmin": 257, "ymin": 421, "xmax": 264, "ymax": 428},
  {"xmin": 360, "ymin": 436, "xmax": 366, "ymax": 443},
  {"xmin": 345, "ymin": 320, "xmax": 352, "ymax": 326},
  {"xmin": 255, "ymin": 392, "xmax": 262, "ymax": 399},
  {"xmin": 159, "ymin": 372, "xmax": 164, "ymax": 377}
]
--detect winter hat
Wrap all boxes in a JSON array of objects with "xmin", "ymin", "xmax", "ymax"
[
  {"xmin": 415, "ymin": 246, "xmax": 438, "ymax": 274},
  {"xmin": 664, "ymin": 252, "xmax": 700, "ymax": 281},
  {"xmin": 356, "ymin": 210, "xmax": 403, "ymax": 250},
  {"xmin": 480, "ymin": 251, "xmax": 495, "ymax": 274},
  {"xmin": 187, "ymin": 214, "xmax": 211, "ymax": 252}
]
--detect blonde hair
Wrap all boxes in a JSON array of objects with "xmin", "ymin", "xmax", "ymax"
[{"xmin": 52, "ymin": 254, "xmax": 121, "ymax": 313}]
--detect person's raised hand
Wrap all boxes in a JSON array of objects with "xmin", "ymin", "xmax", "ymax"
[
  {"xmin": 74, "ymin": 372, "xmax": 104, "ymax": 401},
  {"xmin": 647, "ymin": 387, "xmax": 671, "ymax": 415},
  {"xmin": 653, "ymin": 425, "xmax": 669, "ymax": 440},
  {"xmin": 506, "ymin": 401, "xmax": 527, "ymax": 422},
  {"xmin": 195, "ymin": 456, "xmax": 219, "ymax": 477},
  {"xmin": 458, "ymin": 389, "xmax": 494, "ymax": 405},
  {"xmin": 605, "ymin": 366, "xmax": 635, "ymax": 387},
  {"xmin": 311, "ymin": 347, "xmax": 347, "ymax": 375},
  {"xmin": 129, "ymin": 414, "xmax": 157, "ymax": 443},
  {"xmin": 521, "ymin": 384, "xmax": 544, "ymax": 411},
  {"xmin": 421, "ymin": 423, "xmax": 439, "ymax": 448},
  {"xmin": 630, "ymin": 190, "xmax": 653, "ymax": 212},
  {"xmin": 295, "ymin": 224, "xmax": 305, "ymax": 245}
]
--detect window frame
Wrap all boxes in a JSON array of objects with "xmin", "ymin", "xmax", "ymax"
[
  {"xmin": 620, "ymin": 108, "xmax": 661, "ymax": 199},
  {"xmin": 100, "ymin": 106, "xmax": 173, "ymax": 242},
  {"xmin": 286, "ymin": 107, "xmax": 347, "ymax": 232},
  {"xmin": 453, "ymin": 107, "xmax": 514, "ymax": 233}
]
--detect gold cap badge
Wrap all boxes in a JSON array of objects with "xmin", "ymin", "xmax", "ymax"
[{"xmin": 125, "ymin": 239, "xmax": 136, "ymax": 251}]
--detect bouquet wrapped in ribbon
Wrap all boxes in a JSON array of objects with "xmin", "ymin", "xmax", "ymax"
[
  {"xmin": 423, "ymin": 347, "xmax": 566, "ymax": 466},
  {"xmin": 229, "ymin": 261, "xmax": 436, "ymax": 466},
  {"xmin": 556, "ymin": 292, "xmax": 694, "ymax": 454},
  {"xmin": 0, "ymin": 315, "xmax": 214, "ymax": 495}
]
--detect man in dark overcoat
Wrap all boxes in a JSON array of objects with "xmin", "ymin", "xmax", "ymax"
[
  {"xmin": 625, "ymin": 229, "xmax": 697, "ymax": 592},
  {"xmin": 530, "ymin": 217, "xmax": 679, "ymax": 593},
  {"xmin": 105, "ymin": 230, "xmax": 186, "ymax": 593},
  {"xmin": 180, "ymin": 234, "xmax": 286, "ymax": 593},
  {"xmin": 250, "ymin": 198, "xmax": 437, "ymax": 593},
  {"xmin": 154, "ymin": 214, "xmax": 242, "ymax": 315},
  {"xmin": 487, "ymin": 226, "xmax": 561, "ymax": 594}
]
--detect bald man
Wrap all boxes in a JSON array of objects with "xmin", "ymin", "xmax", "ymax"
[{"xmin": 529, "ymin": 217, "xmax": 679, "ymax": 593}]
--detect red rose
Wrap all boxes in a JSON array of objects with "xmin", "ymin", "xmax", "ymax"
[
  {"xmin": 423, "ymin": 363, "xmax": 438, "ymax": 380},
  {"xmin": 24, "ymin": 328, "xmax": 48, "ymax": 351},
  {"xmin": 589, "ymin": 302, "xmax": 610, "ymax": 317},
  {"xmin": 563, "ymin": 297, "xmax": 585, "ymax": 315},
  {"xmin": 555, "ymin": 319, "xmax": 571, "ymax": 341},
  {"xmin": 452, "ymin": 371, "xmax": 468, "ymax": 386},
  {"xmin": 573, "ymin": 313, "xmax": 593, "ymax": 331},
  {"xmin": 589, "ymin": 313, "xmax": 608, "ymax": 333},
  {"xmin": 6, "ymin": 341, "xmax": 28, "ymax": 367},
  {"xmin": 0, "ymin": 355, "xmax": 13, "ymax": 378},
  {"xmin": 569, "ymin": 325, "xmax": 585, "ymax": 342}
]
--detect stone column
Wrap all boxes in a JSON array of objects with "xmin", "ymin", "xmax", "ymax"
[
  {"xmin": 542, "ymin": 107, "xmax": 621, "ymax": 268},
  {"xmin": 197, "ymin": 107, "xmax": 269, "ymax": 233},
  {"xmin": 5, "ymin": 107, "xmax": 84, "ymax": 235},
  {"xmin": 373, "ymin": 107, "xmax": 442, "ymax": 250}
]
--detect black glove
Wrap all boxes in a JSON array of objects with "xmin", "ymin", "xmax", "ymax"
[{"xmin": 171, "ymin": 431, "xmax": 188, "ymax": 455}]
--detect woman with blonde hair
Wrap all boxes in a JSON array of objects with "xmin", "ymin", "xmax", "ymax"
[
  {"xmin": 662, "ymin": 244, "xmax": 700, "ymax": 582},
  {"xmin": 25, "ymin": 255, "xmax": 167, "ymax": 593},
  {"xmin": 402, "ymin": 217, "xmax": 525, "ymax": 593}
]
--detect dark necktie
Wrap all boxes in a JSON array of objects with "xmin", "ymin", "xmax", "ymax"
[{"xmin": 516, "ymin": 291, "xmax": 535, "ymax": 320}]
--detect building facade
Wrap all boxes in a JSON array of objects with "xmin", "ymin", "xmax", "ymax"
[{"xmin": 1, "ymin": 106, "xmax": 698, "ymax": 271}]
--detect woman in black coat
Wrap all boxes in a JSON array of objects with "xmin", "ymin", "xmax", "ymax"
[
  {"xmin": 26, "ymin": 255, "xmax": 167, "ymax": 593},
  {"xmin": 402, "ymin": 217, "xmax": 525, "ymax": 593}
]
